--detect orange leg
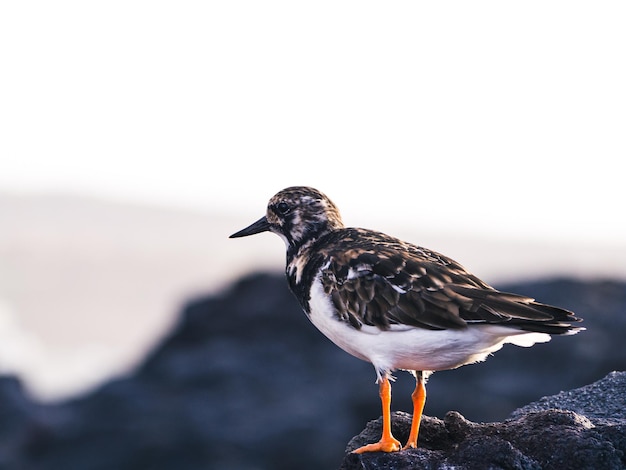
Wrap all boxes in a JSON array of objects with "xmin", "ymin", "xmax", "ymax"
[
  {"xmin": 403, "ymin": 371, "xmax": 426, "ymax": 449},
  {"xmin": 353, "ymin": 376, "xmax": 401, "ymax": 453}
]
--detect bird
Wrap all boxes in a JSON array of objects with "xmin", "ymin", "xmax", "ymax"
[{"xmin": 229, "ymin": 186, "xmax": 583, "ymax": 453}]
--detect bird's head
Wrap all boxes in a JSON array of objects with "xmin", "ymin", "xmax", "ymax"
[{"xmin": 230, "ymin": 186, "xmax": 344, "ymax": 249}]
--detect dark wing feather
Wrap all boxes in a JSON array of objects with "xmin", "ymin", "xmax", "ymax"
[
  {"xmin": 319, "ymin": 229, "xmax": 582, "ymax": 334},
  {"xmin": 320, "ymin": 239, "xmax": 474, "ymax": 331}
]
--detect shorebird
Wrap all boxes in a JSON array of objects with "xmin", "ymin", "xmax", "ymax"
[{"xmin": 230, "ymin": 186, "xmax": 583, "ymax": 453}]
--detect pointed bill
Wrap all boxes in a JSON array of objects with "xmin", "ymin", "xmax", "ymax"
[{"xmin": 229, "ymin": 216, "xmax": 270, "ymax": 238}]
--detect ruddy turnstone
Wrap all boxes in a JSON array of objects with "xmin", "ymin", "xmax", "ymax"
[{"xmin": 230, "ymin": 186, "xmax": 583, "ymax": 453}]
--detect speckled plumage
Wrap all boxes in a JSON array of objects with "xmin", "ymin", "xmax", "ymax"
[{"xmin": 230, "ymin": 186, "xmax": 583, "ymax": 452}]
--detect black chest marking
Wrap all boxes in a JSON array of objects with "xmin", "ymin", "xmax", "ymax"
[{"xmin": 285, "ymin": 232, "xmax": 338, "ymax": 314}]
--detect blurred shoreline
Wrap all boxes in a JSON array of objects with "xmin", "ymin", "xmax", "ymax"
[{"xmin": 1, "ymin": 191, "xmax": 624, "ymax": 401}]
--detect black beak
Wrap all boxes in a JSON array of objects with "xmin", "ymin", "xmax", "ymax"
[{"xmin": 229, "ymin": 216, "xmax": 271, "ymax": 238}]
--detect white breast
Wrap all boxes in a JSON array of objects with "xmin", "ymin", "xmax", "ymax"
[{"xmin": 307, "ymin": 275, "xmax": 551, "ymax": 379}]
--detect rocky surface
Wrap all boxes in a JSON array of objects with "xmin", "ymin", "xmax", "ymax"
[
  {"xmin": 341, "ymin": 372, "xmax": 626, "ymax": 469},
  {"xmin": 511, "ymin": 370, "xmax": 626, "ymax": 425},
  {"xmin": 0, "ymin": 273, "xmax": 625, "ymax": 469}
]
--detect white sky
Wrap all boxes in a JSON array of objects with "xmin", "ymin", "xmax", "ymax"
[{"xmin": 1, "ymin": 1, "xmax": 625, "ymax": 244}]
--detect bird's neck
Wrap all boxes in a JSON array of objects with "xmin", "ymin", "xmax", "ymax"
[
  {"xmin": 285, "ymin": 224, "xmax": 332, "ymax": 259},
  {"xmin": 285, "ymin": 230, "xmax": 335, "ymax": 312},
  {"xmin": 286, "ymin": 235, "xmax": 322, "ymax": 278}
]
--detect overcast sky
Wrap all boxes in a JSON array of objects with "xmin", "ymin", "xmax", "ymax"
[{"xmin": 1, "ymin": 1, "xmax": 625, "ymax": 244}]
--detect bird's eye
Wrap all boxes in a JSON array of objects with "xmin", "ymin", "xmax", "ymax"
[{"xmin": 276, "ymin": 202, "xmax": 290, "ymax": 215}]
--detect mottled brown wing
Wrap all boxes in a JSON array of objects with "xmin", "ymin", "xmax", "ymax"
[
  {"xmin": 319, "ymin": 242, "xmax": 580, "ymax": 333},
  {"xmin": 319, "ymin": 246, "xmax": 477, "ymax": 330}
]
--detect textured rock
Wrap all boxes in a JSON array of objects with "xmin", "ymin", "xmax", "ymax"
[
  {"xmin": 512, "ymin": 370, "xmax": 626, "ymax": 425},
  {"xmin": 341, "ymin": 372, "xmax": 626, "ymax": 470}
]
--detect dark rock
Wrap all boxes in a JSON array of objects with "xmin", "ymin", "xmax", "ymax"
[
  {"xmin": 512, "ymin": 370, "xmax": 626, "ymax": 425},
  {"xmin": 0, "ymin": 274, "xmax": 625, "ymax": 469},
  {"xmin": 341, "ymin": 374, "xmax": 626, "ymax": 469}
]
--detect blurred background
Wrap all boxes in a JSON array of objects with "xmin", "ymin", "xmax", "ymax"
[{"xmin": 1, "ymin": 1, "xmax": 625, "ymax": 469}]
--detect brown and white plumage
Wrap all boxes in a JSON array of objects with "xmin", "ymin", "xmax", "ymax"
[{"xmin": 230, "ymin": 186, "xmax": 583, "ymax": 452}]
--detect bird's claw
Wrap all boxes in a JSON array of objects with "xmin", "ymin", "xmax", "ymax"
[{"xmin": 352, "ymin": 436, "xmax": 402, "ymax": 453}]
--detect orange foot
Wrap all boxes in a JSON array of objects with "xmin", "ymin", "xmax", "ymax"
[{"xmin": 353, "ymin": 436, "xmax": 402, "ymax": 454}]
